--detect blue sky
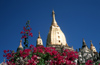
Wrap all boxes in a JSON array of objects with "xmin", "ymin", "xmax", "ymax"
[{"xmin": 0, "ymin": 0, "xmax": 100, "ymax": 62}]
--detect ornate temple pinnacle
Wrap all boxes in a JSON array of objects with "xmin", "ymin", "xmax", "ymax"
[
  {"xmin": 37, "ymin": 31, "xmax": 43, "ymax": 46},
  {"xmin": 47, "ymin": 10, "xmax": 68, "ymax": 47},
  {"xmin": 90, "ymin": 41, "xmax": 97, "ymax": 52},
  {"xmin": 90, "ymin": 40, "xmax": 93, "ymax": 46},
  {"xmin": 51, "ymin": 10, "xmax": 58, "ymax": 26},
  {"xmin": 52, "ymin": 10, "xmax": 55, "ymax": 19},
  {"xmin": 82, "ymin": 38, "xmax": 87, "ymax": 48},
  {"xmin": 19, "ymin": 40, "xmax": 23, "ymax": 48},
  {"xmin": 20, "ymin": 39, "xmax": 22, "ymax": 43},
  {"xmin": 83, "ymin": 38, "xmax": 85, "ymax": 42},
  {"xmin": 38, "ymin": 31, "xmax": 41, "ymax": 38}
]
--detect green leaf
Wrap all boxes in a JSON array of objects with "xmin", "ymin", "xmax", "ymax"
[
  {"xmin": 28, "ymin": 54, "xmax": 32, "ymax": 59},
  {"xmin": 26, "ymin": 40, "xmax": 28, "ymax": 44}
]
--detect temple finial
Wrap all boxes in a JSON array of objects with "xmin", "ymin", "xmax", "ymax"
[
  {"xmin": 38, "ymin": 31, "xmax": 41, "ymax": 38},
  {"xmin": 20, "ymin": 39, "xmax": 22, "ymax": 43},
  {"xmin": 90, "ymin": 40, "xmax": 93, "ymax": 46},
  {"xmin": 90, "ymin": 41, "xmax": 97, "ymax": 52},
  {"xmin": 51, "ymin": 10, "xmax": 58, "ymax": 26},
  {"xmin": 52, "ymin": 10, "xmax": 55, "ymax": 21},
  {"xmin": 82, "ymin": 38, "xmax": 87, "ymax": 48},
  {"xmin": 36, "ymin": 31, "xmax": 43, "ymax": 47},
  {"xmin": 83, "ymin": 38, "xmax": 85, "ymax": 42},
  {"xmin": 52, "ymin": 10, "xmax": 55, "ymax": 15},
  {"xmin": 17, "ymin": 40, "xmax": 23, "ymax": 52},
  {"xmin": 19, "ymin": 40, "xmax": 23, "ymax": 48}
]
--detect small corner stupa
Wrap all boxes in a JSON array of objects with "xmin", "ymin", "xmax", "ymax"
[
  {"xmin": 17, "ymin": 40, "xmax": 23, "ymax": 52},
  {"xmin": 36, "ymin": 32, "xmax": 43, "ymax": 47},
  {"xmin": 90, "ymin": 40, "xmax": 97, "ymax": 53},
  {"xmin": 80, "ymin": 38, "xmax": 91, "ymax": 52}
]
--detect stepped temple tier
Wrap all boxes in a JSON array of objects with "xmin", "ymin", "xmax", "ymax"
[{"xmin": 46, "ymin": 10, "xmax": 74, "ymax": 51}]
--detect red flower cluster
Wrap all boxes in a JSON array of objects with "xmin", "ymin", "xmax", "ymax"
[
  {"xmin": 19, "ymin": 49, "xmax": 31, "ymax": 59},
  {"xmin": 20, "ymin": 21, "xmax": 33, "ymax": 39},
  {"xmin": 21, "ymin": 26, "xmax": 33, "ymax": 39},
  {"xmin": 3, "ymin": 50, "xmax": 14, "ymax": 60},
  {"xmin": 85, "ymin": 60, "xmax": 93, "ymax": 65},
  {"xmin": 3, "ymin": 50, "xmax": 9, "ymax": 53},
  {"xmin": 64, "ymin": 49, "xmax": 79, "ymax": 61},
  {"xmin": 29, "ymin": 45, "xmax": 79, "ymax": 65},
  {"xmin": 3, "ymin": 44, "xmax": 79, "ymax": 65},
  {"xmin": 7, "ymin": 61, "xmax": 15, "ymax": 65},
  {"xmin": 20, "ymin": 21, "xmax": 33, "ymax": 48},
  {"xmin": 27, "ymin": 55, "xmax": 39, "ymax": 65},
  {"xmin": 5, "ymin": 44, "xmax": 100, "ymax": 65}
]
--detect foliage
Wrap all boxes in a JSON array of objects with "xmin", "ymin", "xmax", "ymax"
[
  {"xmin": 3, "ymin": 45, "xmax": 79, "ymax": 65},
  {"xmin": 20, "ymin": 20, "xmax": 33, "ymax": 48},
  {"xmin": 3, "ymin": 21, "xmax": 100, "ymax": 65}
]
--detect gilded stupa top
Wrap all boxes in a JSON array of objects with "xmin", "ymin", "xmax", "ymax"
[
  {"xmin": 47, "ymin": 10, "xmax": 68, "ymax": 46},
  {"xmin": 90, "ymin": 40, "xmax": 97, "ymax": 52},
  {"xmin": 18, "ymin": 40, "xmax": 23, "ymax": 48},
  {"xmin": 51, "ymin": 10, "xmax": 58, "ymax": 27}
]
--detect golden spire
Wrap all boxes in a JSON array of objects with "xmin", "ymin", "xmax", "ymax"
[
  {"xmin": 51, "ymin": 10, "xmax": 58, "ymax": 26},
  {"xmin": 52, "ymin": 10, "xmax": 55, "ymax": 20},
  {"xmin": 90, "ymin": 40, "xmax": 93, "ymax": 46},
  {"xmin": 38, "ymin": 31, "xmax": 41, "ymax": 38},
  {"xmin": 46, "ymin": 10, "xmax": 67, "ymax": 46},
  {"xmin": 90, "ymin": 40, "xmax": 97, "ymax": 52},
  {"xmin": 18, "ymin": 40, "xmax": 23, "ymax": 48},
  {"xmin": 83, "ymin": 38, "xmax": 85, "ymax": 42},
  {"xmin": 82, "ymin": 38, "xmax": 86, "ymax": 45}
]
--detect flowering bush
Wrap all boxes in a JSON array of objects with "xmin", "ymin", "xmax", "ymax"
[
  {"xmin": 85, "ymin": 60, "xmax": 93, "ymax": 65},
  {"xmin": 3, "ymin": 45, "xmax": 79, "ymax": 65},
  {"xmin": 20, "ymin": 20, "xmax": 33, "ymax": 48},
  {"xmin": 3, "ymin": 21, "xmax": 100, "ymax": 65}
]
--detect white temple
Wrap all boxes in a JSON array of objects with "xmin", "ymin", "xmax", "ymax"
[{"xmin": 46, "ymin": 10, "xmax": 68, "ymax": 46}]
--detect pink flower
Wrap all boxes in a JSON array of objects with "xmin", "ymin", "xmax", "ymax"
[
  {"xmin": 29, "ymin": 32, "xmax": 33, "ymax": 37},
  {"xmin": 7, "ymin": 50, "xmax": 9, "ymax": 52},
  {"xmin": 30, "ymin": 28, "xmax": 32, "ymax": 30},
  {"xmin": 62, "ymin": 52, "xmax": 66, "ymax": 56},
  {"xmin": 24, "ymin": 36, "xmax": 27, "ymax": 38},
  {"xmin": 23, "ymin": 26, "xmax": 25, "ymax": 30},
  {"xmin": 20, "ymin": 31, "xmax": 24, "ymax": 34},
  {"xmin": 30, "ymin": 44, "xmax": 34, "ymax": 48},
  {"xmin": 52, "ymin": 50, "xmax": 58, "ymax": 55},
  {"xmin": 21, "ymin": 35, "xmax": 27, "ymax": 39},
  {"xmin": 3, "ymin": 50, "xmax": 7, "ymax": 53},
  {"xmin": 25, "ymin": 29, "xmax": 28, "ymax": 31},
  {"xmin": 21, "ymin": 35, "xmax": 24, "ymax": 39},
  {"xmin": 85, "ymin": 60, "xmax": 93, "ymax": 65},
  {"xmin": 3, "ymin": 55, "xmax": 5, "ymax": 57}
]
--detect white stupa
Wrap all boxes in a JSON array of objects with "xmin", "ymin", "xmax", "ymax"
[{"xmin": 46, "ymin": 10, "xmax": 68, "ymax": 46}]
